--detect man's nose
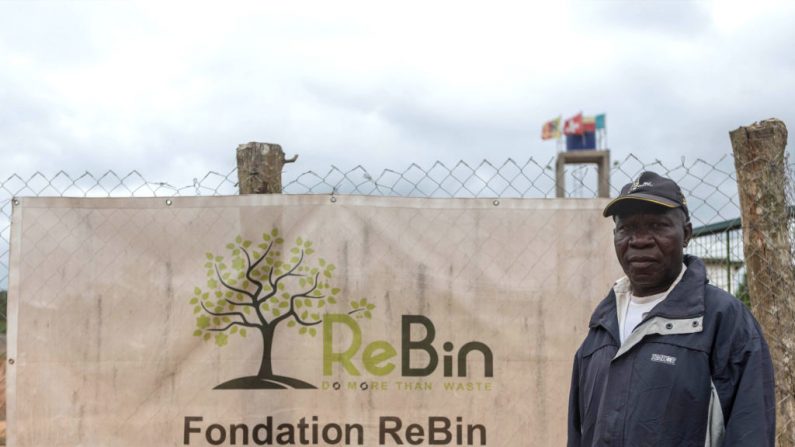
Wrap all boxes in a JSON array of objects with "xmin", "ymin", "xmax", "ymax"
[{"xmin": 628, "ymin": 229, "xmax": 654, "ymax": 246}]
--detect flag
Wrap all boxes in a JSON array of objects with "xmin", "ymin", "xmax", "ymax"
[
  {"xmin": 582, "ymin": 116, "xmax": 596, "ymax": 132},
  {"xmin": 563, "ymin": 113, "xmax": 583, "ymax": 135},
  {"xmin": 595, "ymin": 114, "xmax": 606, "ymax": 130},
  {"xmin": 541, "ymin": 116, "xmax": 561, "ymax": 140}
]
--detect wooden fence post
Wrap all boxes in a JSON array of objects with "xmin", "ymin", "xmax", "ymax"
[
  {"xmin": 730, "ymin": 118, "xmax": 795, "ymax": 446},
  {"xmin": 236, "ymin": 142, "xmax": 298, "ymax": 194}
]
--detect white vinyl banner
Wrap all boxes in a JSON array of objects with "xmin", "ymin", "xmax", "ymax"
[{"xmin": 6, "ymin": 195, "xmax": 619, "ymax": 446}]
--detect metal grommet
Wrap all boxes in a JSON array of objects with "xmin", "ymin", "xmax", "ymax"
[
  {"xmin": 330, "ymin": 196, "xmax": 337, "ymax": 203},
  {"xmin": 692, "ymin": 320, "xmax": 699, "ymax": 327},
  {"xmin": 665, "ymin": 323, "xmax": 674, "ymax": 330},
  {"xmin": 165, "ymin": 199, "xmax": 173, "ymax": 206},
  {"xmin": 8, "ymin": 358, "xmax": 14, "ymax": 365},
  {"xmin": 492, "ymin": 200, "xmax": 500, "ymax": 206},
  {"xmin": 12, "ymin": 199, "xmax": 19, "ymax": 206}
]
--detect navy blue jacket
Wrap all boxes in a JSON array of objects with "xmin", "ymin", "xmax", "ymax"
[{"xmin": 568, "ymin": 256, "xmax": 775, "ymax": 446}]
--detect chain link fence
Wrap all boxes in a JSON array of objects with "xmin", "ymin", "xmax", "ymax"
[
  {"xmin": 3, "ymin": 153, "xmax": 778, "ymax": 293},
  {"xmin": 0, "ymin": 151, "xmax": 793, "ymax": 444}
]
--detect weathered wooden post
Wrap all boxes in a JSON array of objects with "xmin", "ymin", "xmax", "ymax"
[
  {"xmin": 236, "ymin": 142, "xmax": 298, "ymax": 194},
  {"xmin": 730, "ymin": 119, "xmax": 795, "ymax": 446}
]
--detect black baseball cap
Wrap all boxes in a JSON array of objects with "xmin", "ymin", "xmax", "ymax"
[{"xmin": 603, "ymin": 171, "xmax": 689, "ymax": 218}]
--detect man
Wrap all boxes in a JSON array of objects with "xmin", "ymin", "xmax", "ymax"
[{"xmin": 568, "ymin": 171, "xmax": 776, "ymax": 446}]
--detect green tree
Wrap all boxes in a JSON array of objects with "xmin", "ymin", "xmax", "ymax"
[
  {"xmin": 735, "ymin": 272, "xmax": 751, "ymax": 308},
  {"xmin": 189, "ymin": 228, "xmax": 374, "ymax": 389}
]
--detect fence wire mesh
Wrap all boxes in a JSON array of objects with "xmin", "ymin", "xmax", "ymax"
[{"xmin": 3, "ymin": 153, "xmax": 783, "ymax": 294}]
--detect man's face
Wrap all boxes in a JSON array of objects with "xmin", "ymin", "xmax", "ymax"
[{"xmin": 613, "ymin": 205, "xmax": 692, "ymax": 296}]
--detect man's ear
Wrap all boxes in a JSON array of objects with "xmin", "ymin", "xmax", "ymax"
[{"xmin": 683, "ymin": 220, "xmax": 693, "ymax": 247}]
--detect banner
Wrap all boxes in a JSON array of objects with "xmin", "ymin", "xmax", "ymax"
[{"xmin": 6, "ymin": 195, "xmax": 619, "ymax": 446}]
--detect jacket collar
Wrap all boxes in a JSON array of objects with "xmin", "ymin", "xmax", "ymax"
[{"xmin": 589, "ymin": 255, "xmax": 707, "ymax": 331}]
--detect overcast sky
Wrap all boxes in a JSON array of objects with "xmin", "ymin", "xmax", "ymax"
[{"xmin": 1, "ymin": 0, "xmax": 794, "ymax": 188}]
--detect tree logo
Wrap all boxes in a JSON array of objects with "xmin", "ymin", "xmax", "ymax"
[{"xmin": 189, "ymin": 228, "xmax": 375, "ymax": 389}]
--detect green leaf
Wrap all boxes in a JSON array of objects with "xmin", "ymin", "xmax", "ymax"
[
  {"xmin": 328, "ymin": 297, "xmax": 337, "ymax": 304},
  {"xmin": 324, "ymin": 271, "xmax": 331, "ymax": 278},
  {"xmin": 319, "ymin": 258, "xmax": 326, "ymax": 267},
  {"xmin": 304, "ymin": 241, "xmax": 312, "ymax": 248},
  {"xmin": 367, "ymin": 304, "xmax": 375, "ymax": 310},
  {"xmin": 301, "ymin": 311, "xmax": 308, "ymax": 320},
  {"xmin": 215, "ymin": 256, "xmax": 223, "ymax": 262},
  {"xmin": 202, "ymin": 293, "xmax": 209, "ymax": 299},
  {"xmin": 222, "ymin": 317, "xmax": 230, "ymax": 323},
  {"xmin": 240, "ymin": 329, "xmax": 247, "ymax": 337},
  {"xmin": 271, "ymin": 228, "xmax": 278, "ymax": 237},
  {"xmin": 231, "ymin": 326, "xmax": 238, "ymax": 334},
  {"xmin": 235, "ymin": 235, "xmax": 242, "ymax": 244},
  {"xmin": 204, "ymin": 262, "xmax": 212, "ymax": 268},
  {"xmin": 299, "ymin": 327, "xmax": 307, "ymax": 335},
  {"xmin": 193, "ymin": 330, "xmax": 202, "ymax": 337},
  {"xmin": 291, "ymin": 247, "xmax": 299, "ymax": 254},
  {"xmin": 242, "ymin": 240, "xmax": 252, "ymax": 248},
  {"xmin": 262, "ymin": 233, "xmax": 271, "ymax": 241},
  {"xmin": 350, "ymin": 300, "xmax": 359, "ymax": 309},
  {"xmin": 194, "ymin": 287, "xmax": 202, "ymax": 295},
  {"xmin": 243, "ymin": 307, "xmax": 251, "ymax": 315},
  {"xmin": 193, "ymin": 306, "xmax": 201, "ymax": 314},
  {"xmin": 364, "ymin": 311, "xmax": 372, "ymax": 319},
  {"xmin": 296, "ymin": 237, "xmax": 303, "ymax": 245},
  {"xmin": 331, "ymin": 288, "xmax": 341, "ymax": 295},
  {"xmin": 290, "ymin": 257, "xmax": 299, "ymax": 263},
  {"xmin": 258, "ymin": 242, "xmax": 269, "ymax": 249},
  {"xmin": 305, "ymin": 248, "xmax": 314, "ymax": 255},
  {"xmin": 262, "ymin": 303, "xmax": 270, "ymax": 311},
  {"xmin": 287, "ymin": 320, "xmax": 296, "ymax": 327},
  {"xmin": 197, "ymin": 315, "xmax": 210, "ymax": 329},
  {"xmin": 318, "ymin": 301, "xmax": 326, "ymax": 308},
  {"xmin": 299, "ymin": 278, "xmax": 306, "ymax": 287},
  {"xmin": 204, "ymin": 333, "xmax": 211, "ymax": 341},
  {"xmin": 215, "ymin": 333, "xmax": 228, "ymax": 347},
  {"xmin": 304, "ymin": 298, "xmax": 313, "ymax": 307},
  {"xmin": 189, "ymin": 298, "xmax": 198, "ymax": 305},
  {"xmin": 232, "ymin": 249, "xmax": 240, "ymax": 256},
  {"xmin": 207, "ymin": 279, "xmax": 218, "ymax": 289},
  {"xmin": 272, "ymin": 308, "xmax": 281, "ymax": 317},
  {"xmin": 361, "ymin": 298, "xmax": 368, "ymax": 305},
  {"xmin": 296, "ymin": 301, "xmax": 303, "ymax": 309},
  {"xmin": 311, "ymin": 313, "xmax": 319, "ymax": 320},
  {"xmin": 279, "ymin": 301, "xmax": 288, "ymax": 309},
  {"xmin": 226, "ymin": 243, "xmax": 234, "ymax": 250},
  {"xmin": 215, "ymin": 291, "xmax": 222, "ymax": 298},
  {"xmin": 206, "ymin": 252, "xmax": 213, "ymax": 260},
  {"xmin": 213, "ymin": 317, "xmax": 220, "ymax": 325},
  {"xmin": 276, "ymin": 237, "xmax": 284, "ymax": 244},
  {"xmin": 309, "ymin": 328, "xmax": 317, "ymax": 337},
  {"xmin": 329, "ymin": 264, "xmax": 336, "ymax": 271}
]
